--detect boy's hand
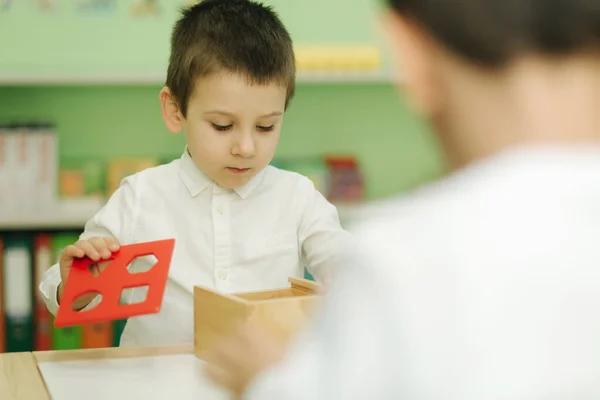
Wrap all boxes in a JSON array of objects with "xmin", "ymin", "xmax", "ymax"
[{"xmin": 57, "ymin": 237, "xmax": 120, "ymax": 310}]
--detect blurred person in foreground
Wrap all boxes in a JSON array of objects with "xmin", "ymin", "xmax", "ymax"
[{"xmin": 205, "ymin": 0, "xmax": 600, "ymax": 398}]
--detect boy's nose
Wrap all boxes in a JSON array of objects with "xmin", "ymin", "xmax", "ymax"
[{"xmin": 232, "ymin": 133, "xmax": 255, "ymax": 158}]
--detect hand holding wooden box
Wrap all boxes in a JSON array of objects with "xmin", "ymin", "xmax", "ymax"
[{"xmin": 193, "ymin": 277, "xmax": 321, "ymax": 359}]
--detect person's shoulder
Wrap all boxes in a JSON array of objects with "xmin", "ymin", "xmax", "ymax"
[
  {"xmin": 345, "ymin": 169, "xmax": 487, "ymax": 268},
  {"xmin": 353, "ymin": 150, "xmax": 524, "ymax": 230},
  {"xmin": 348, "ymin": 178, "xmax": 458, "ymax": 234},
  {"xmin": 346, "ymin": 152, "xmax": 538, "ymax": 275}
]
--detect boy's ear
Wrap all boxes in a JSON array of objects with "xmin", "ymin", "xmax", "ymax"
[
  {"xmin": 381, "ymin": 10, "xmax": 442, "ymax": 117},
  {"xmin": 159, "ymin": 87, "xmax": 184, "ymax": 134}
]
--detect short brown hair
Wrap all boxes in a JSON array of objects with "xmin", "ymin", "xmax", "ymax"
[
  {"xmin": 388, "ymin": 0, "xmax": 600, "ymax": 68},
  {"xmin": 166, "ymin": 0, "xmax": 296, "ymax": 117}
]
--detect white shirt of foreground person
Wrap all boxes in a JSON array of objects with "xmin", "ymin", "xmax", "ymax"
[
  {"xmin": 38, "ymin": 148, "xmax": 348, "ymax": 347},
  {"xmin": 244, "ymin": 145, "xmax": 600, "ymax": 400}
]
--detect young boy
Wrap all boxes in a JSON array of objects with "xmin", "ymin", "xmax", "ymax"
[
  {"xmin": 39, "ymin": 0, "xmax": 349, "ymax": 347},
  {"xmin": 204, "ymin": 0, "xmax": 600, "ymax": 398}
]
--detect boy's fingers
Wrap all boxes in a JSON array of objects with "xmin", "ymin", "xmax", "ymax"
[
  {"xmin": 87, "ymin": 237, "xmax": 112, "ymax": 259},
  {"xmin": 103, "ymin": 237, "xmax": 120, "ymax": 252},
  {"xmin": 61, "ymin": 245, "xmax": 85, "ymax": 262},
  {"xmin": 74, "ymin": 240, "xmax": 101, "ymax": 261}
]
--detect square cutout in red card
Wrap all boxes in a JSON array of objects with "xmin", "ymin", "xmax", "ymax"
[{"xmin": 54, "ymin": 239, "xmax": 175, "ymax": 328}]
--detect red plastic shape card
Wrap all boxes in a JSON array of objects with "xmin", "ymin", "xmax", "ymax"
[{"xmin": 54, "ymin": 238, "xmax": 176, "ymax": 328}]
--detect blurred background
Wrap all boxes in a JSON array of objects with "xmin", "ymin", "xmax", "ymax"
[{"xmin": 0, "ymin": 1, "xmax": 442, "ymax": 353}]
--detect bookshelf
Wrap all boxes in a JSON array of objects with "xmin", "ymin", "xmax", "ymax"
[
  {"xmin": 0, "ymin": 203, "xmax": 363, "ymax": 230},
  {"xmin": 0, "ymin": 210, "xmax": 96, "ymax": 230},
  {"xmin": 0, "ymin": 198, "xmax": 104, "ymax": 230}
]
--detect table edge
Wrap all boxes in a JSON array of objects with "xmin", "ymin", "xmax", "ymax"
[{"xmin": 34, "ymin": 343, "xmax": 194, "ymax": 363}]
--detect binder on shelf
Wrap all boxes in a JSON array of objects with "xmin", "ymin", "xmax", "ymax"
[
  {"xmin": 82, "ymin": 322, "xmax": 113, "ymax": 349},
  {"xmin": 0, "ymin": 237, "xmax": 5, "ymax": 353},
  {"xmin": 113, "ymin": 319, "xmax": 127, "ymax": 347},
  {"xmin": 2, "ymin": 234, "xmax": 34, "ymax": 353},
  {"xmin": 52, "ymin": 320, "xmax": 82, "ymax": 350},
  {"xmin": 34, "ymin": 233, "xmax": 53, "ymax": 351}
]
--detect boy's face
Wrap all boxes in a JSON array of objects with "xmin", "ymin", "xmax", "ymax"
[{"xmin": 162, "ymin": 71, "xmax": 287, "ymax": 189}]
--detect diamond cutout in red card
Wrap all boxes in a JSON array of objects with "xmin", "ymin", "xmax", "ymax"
[{"xmin": 54, "ymin": 239, "xmax": 175, "ymax": 328}]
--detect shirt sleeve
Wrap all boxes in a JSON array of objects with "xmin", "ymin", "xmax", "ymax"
[
  {"xmin": 38, "ymin": 176, "xmax": 139, "ymax": 315},
  {"xmin": 297, "ymin": 178, "xmax": 352, "ymax": 286},
  {"xmin": 243, "ymin": 240, "xmax": 404, "ymax": 400}
]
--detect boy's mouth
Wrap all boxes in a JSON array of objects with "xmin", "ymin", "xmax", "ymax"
[{"xmin": 227, "ymin": 167, "xmax": 251, "ymax": 174}]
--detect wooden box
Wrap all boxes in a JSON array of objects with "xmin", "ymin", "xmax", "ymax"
[{"xmin": 193, "ymin": 277, "xmax": 321, "ymax": 359}]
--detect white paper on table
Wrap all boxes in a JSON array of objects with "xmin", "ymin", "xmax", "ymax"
[{"xmin": 37, "ymin": 354, "xmax": 231, "ymax": 400}]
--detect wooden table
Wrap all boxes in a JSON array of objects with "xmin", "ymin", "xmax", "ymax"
[{"xmin": 0, "ymin": 344, "xmax": 231, "ymax": 400}]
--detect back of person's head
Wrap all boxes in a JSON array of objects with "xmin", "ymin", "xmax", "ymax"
[
  {"xmin": 386, "ymin": 0, "xmax": 599, "ymax": 67},
  {"xmin": 384, "ymin": 0, "xmax": 600, "ymax": 169},
  {"xmin": 166, "ymin": 0, "xmax": 295, "ymax": 117}
]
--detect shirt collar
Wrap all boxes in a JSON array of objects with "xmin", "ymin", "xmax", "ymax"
[
  {"xmin": 234, "ymin": 166, "xmax": 266, "ymax": 199},
  {"xmin": 178, "ymin": 147, "xmax": 266, "ymax": 199}
]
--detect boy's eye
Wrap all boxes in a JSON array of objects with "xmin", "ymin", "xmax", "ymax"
[
  {"xmin": 257, "ymin": 125, "xmax": 275, "ymax": 132},
  {"xmin": 211, "ymin": 123, "xmax": 233, "ymax": 132}
]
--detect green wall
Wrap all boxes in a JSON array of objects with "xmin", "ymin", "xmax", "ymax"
[
  {"xmin": 0, "ymin": 0, "xmax": 444, "ymax": 200},
  {"xmin": 0, "ymin": 84, "xmax": 443, "ymax": 200},
  {"xmin": 0, "ymin": 0, "xmax": 384, "ymax": 77}
]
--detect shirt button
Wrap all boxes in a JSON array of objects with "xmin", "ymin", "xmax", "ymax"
[
  {"xmin": 218, "ymin": 269, "xmax": 229, "ymax": 280},
  {"xmin": 215, "ymin": 204, "xmax": 224, "ymax": 215}
]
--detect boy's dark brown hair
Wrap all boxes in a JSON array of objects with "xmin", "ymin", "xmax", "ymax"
[
  {"xmin": 388, "ymin": 0, "xmax": 600, "ymax": 67},
  {"xmin": 166, "ymin": 0, "xmax": 296, "ymax": 117}
]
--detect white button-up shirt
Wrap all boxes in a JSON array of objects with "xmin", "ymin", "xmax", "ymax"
[
  {"xmin": 244, "ymin": 146, "xmax": 600, "ymax": 399},
  {"xmin": 39, "ymin": 149, "xmax": 349, "ymax": 347}
]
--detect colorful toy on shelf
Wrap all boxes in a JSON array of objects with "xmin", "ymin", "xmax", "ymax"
[
  {"xmin": 325, "ymin": 155, "xmax": 364, "ymax": 203},
  {"xmin": 54, "ymin": 239, "xmax": 175, "ymax": 328}
]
